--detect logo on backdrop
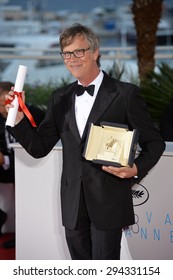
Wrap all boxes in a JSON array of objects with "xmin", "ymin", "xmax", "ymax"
[
  {"xmin": 125, "ymin": 183, "xmax": 173, "ymax": 254},
  {"xmin": 132, "ymin": 183, "xmax": 149, "ymax": 206}
]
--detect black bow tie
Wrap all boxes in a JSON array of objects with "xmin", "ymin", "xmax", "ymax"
[{"xmin": 76, "ymin": 84, "xmax": 95, "ymax": 96}]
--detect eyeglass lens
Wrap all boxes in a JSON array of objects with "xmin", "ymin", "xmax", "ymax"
[{"xmin": 61, "ymin": 48, "xmax": 90, "ymax": 59}]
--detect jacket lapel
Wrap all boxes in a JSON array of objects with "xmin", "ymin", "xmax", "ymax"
[
  {"xmin": 64, "ymin": 82, "xmax": 81, "ymax": 143},
  {"xmin": 81, "ymin": 74, "xmax": 120, "ymax": 140},
  {"xmin": 65, "ymin": 74, "xmax": 120, "ymax": 144}
]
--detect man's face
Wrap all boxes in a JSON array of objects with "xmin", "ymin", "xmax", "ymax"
[
  {"xmin": 62, "ymin": 35, "xmax": 99, "ymax": 82},
  {"xmin": 0, "ymin": 93, "xmax": 7, "ymax": 118}
]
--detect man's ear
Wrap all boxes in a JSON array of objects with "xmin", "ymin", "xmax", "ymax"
[{"xmin": 93, "ymin": 48, "xmax": 100, "ymax": 61}]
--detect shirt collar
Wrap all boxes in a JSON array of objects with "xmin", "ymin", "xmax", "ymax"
[{"xmin": 77, "ymin": 71, "xmax": 104, "ymax": 97}]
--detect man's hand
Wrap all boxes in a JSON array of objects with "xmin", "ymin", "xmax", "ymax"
[
  {"xmin": 5, "ymin": 87, "xmax": 25, "ymax": 124},
  {"xmin": 102, "ymin": 163, "xmax": 138, "ymax": 179}
]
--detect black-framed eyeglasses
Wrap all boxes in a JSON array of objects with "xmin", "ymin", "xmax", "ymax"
[{"xmin": 60, "ymin": 47, "xmax": 90, "ymax": 59}]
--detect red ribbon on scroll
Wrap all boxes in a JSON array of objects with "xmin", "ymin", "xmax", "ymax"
[{"xmin": 5, "ymin": 91, "xmax": 37, "ymax": 127}]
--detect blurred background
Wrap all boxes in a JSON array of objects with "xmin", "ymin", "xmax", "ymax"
[{"xmin": 0, "ymin": 0, "xmax": 173, "ymax": 127}]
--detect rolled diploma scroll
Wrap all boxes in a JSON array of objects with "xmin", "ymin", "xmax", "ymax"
[{"xmin": 6, "ymin": 65, "xmax": 27, "ymax": 127}]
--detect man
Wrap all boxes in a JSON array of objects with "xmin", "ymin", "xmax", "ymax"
[{"xmin": 5, "ymin": 24, "xmax": 165, "ymax": 260}]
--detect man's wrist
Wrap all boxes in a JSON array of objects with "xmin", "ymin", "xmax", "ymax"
[{"xmin": 15, "ymin": 112, "xmax": 24, "ymax": 124}]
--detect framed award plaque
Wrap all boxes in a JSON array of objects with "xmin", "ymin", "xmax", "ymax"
[{"xmin": 83, "ymin": 122, "xmax": 139, "ymax": 167}]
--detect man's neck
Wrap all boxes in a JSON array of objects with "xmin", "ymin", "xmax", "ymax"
[{"xmin": 78, "ymin": 69, "xmax": 101, "ymax": 86}]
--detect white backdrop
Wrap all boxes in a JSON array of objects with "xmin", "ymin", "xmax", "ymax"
[
  {"xmin": 12, "ymin": 142, "xmax": 173, "ymax": 260},
  {"xmin": 124, "ymin": 148, "xmax": 173, "ymax": 259}
]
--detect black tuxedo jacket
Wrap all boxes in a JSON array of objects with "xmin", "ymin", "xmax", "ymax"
[
  {"xmin": 0, "ymin": 115, "xmax": 15, "ymax": 183},
  {"xmin": 8, "ymin": 72, "xmax": 165, "ymax": 230}
]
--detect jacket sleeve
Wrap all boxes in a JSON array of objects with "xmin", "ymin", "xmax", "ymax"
[
  {"xmin": 126, "ymin": 85, "xmax": 166, "ymax": 181},
  {"xmin": 7, "ymin": 92, "xmax": 61, "ymax": 159}
]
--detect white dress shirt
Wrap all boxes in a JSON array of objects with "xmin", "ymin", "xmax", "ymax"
[{"xmin": 75, "ymin": 71, "xmax": 104, "ymax": 137}]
